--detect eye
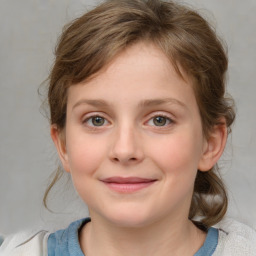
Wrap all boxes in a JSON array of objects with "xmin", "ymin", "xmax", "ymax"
[
  {"xmin": 84, "ymin": 115, "xmax": 109, "ymax": 127},
  {"xmin": 147, "ymin": 115, "xmax": 173, "ymax": 127}
]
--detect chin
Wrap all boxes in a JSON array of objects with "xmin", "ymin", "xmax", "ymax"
[{"xmin": 102, "ymin": 208, "xmax": 157, "ymax": 228}]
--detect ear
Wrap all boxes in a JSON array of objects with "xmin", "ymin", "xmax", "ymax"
[
  {"xmin": 198, "ymin": 118, "xmax": 227, "ymax": 172},
  {"xmin": 51, "ymin": 125, "xmax": 70, "ymax": 173}
]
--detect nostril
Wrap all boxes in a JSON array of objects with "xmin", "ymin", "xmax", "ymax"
[{"xmin": 112, "ymin": 157, "xmax": 137, "ymax": 162}]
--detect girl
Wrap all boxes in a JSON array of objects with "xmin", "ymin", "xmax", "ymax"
[{"xmin": 1, "ymin": 0, "xmax": 255, "ymax": 255}]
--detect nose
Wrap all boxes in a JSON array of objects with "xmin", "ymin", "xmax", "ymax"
[{"xmin": 109, "ymin": 124, "xmax": 144, "ymax": 165}]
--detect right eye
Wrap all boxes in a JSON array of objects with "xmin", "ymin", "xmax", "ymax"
[{"xmin": 84, "ymin": 116, "xmax": 109, "ymax": 127}]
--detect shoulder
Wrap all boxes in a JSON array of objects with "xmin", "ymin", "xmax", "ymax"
[
  {"xmin": 0, "ymin": 218, "xmax": 90, "ymax": 256},
  {"xmin": 0, "ymin": 228, "xmax": 50, "ymax": 256},
  {"xmin": 213, "ymin": 218, "xmax": 256, "ymax": 256},
  {"xmin": 48, "ymin": 218, "xmax": 90, "ymax": 256}
]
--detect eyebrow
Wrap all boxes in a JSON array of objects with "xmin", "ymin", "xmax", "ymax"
[
  {"xmin": 72, "ymin": 98, "xmax": 187, "ymax": 110},
  {"xmin": 72, "ymin": 99, "xmax": 110, "ymax": 110},
  {"xmin": 138, "ymin": 98, "xmax": 187, "ymax": 109}
]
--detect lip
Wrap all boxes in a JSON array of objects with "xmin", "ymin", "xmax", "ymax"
[{"xmin": 100, "ymin": 176, "xmax": 157, "ymax": 193}]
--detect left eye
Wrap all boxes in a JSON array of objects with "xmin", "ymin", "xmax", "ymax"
[{"xmin": 148, "ymin": 116, "xmax": 172, "ymax": 127}]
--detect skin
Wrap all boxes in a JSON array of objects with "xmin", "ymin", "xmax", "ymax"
[{"xmin": 52, "ymin": 42, "xmax": 227, "ymax": 256}]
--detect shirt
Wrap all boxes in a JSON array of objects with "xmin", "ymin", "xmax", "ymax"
[{"xmin": 47, "ymin": 218, "xmax": 218, "ymax": 256}]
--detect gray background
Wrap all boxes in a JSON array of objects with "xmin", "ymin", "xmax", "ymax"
[{"xmin": 0, "ymin": 0, "xmax": 255, "ymax": 235}]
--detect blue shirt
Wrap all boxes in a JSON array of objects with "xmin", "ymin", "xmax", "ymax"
[{"xmin": 48, "ymin": 218, "xmax": 218, "ymax": 256}]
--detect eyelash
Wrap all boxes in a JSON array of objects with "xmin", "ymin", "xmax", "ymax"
[
  {"xmin": 82, "ymin": 115, "xmax": 110, "ymax": 127},
  {"xmin": 82, "ymin": 113, "xmax": 174, "ymax": 128},
  {"xmin": 146, "ymin": 113, "xmax": 174, "ymax": 128}
]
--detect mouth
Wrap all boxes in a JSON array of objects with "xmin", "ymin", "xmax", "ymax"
[{"xmin": 100, "ymin": 176, "xmax": 157, "ymax": 193}]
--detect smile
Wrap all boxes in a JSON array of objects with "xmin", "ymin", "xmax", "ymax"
[{"xmin": 100, "ymin": 177, "xmax": 157, "ymax": 193}]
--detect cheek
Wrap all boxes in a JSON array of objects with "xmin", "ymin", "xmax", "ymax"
[
  {"xmin": 148, "ymin": 131, "xmax": 203, "ymax": 176},
  {"xmin": 65, "ymin": 135, "xmax": 107, "ymax": 204},
  {"xmin": 66, "ymin": 135, "xmax": 106, "ymax": 177}
]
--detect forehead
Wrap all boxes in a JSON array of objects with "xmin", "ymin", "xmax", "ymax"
[
  {"xmin": 67, "ymin": 42, "xmax": 197, "ymax": 110},
  {"xmin": 101, "ymin": 42, "xmax": 188, "ymax": 83}
]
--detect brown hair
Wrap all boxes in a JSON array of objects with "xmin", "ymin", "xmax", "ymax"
[{"xmin": 45, "ymin": 0, "xmax": 235, "ymax": 228}]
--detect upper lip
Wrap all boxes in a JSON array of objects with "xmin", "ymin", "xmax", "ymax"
[{"xmin": 101, "ymin": 177, "xmax": 157, "ymax": 184}]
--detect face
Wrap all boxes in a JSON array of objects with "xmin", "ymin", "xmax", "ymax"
[{"xmin": 53, "ymin": 43, "xmax": 212, "ymax": 228}]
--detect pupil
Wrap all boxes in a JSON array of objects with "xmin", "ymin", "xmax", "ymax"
[
  {"xmin": 92, "ymin": 116, "xmax": 104, "ymax": 126},
  {"xmin": 153, "ymin": 116, "xmax": 166, "ymax": 126}
]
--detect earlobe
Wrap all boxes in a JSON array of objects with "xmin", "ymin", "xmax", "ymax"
[
  {"xmin": 50, "ymin": 125, "xmax": 70, "ymax": 173},
  {"xmin": 198, "ymin": 119, "xmax": 227, "ymax": 172}
]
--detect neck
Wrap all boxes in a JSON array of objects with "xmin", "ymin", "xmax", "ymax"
[{"xmin": 79, "ymin": 214, "xmax": 206, "ymax": 256}]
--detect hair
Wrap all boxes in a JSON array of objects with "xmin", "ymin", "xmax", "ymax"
[{"xmin": 44, "ymin": 0, "xmax": 235, "ymax": 228}]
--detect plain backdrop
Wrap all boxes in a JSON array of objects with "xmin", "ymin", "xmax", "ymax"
[{"xmin": 0, "ymin": 0, "xmax": 256, "ymax": 235}]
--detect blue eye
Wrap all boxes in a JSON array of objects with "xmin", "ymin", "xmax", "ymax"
[
  {"xmin": 148, "ymin": 116, "xmax": 172, "ymax": 127},
  {"xmin": 85, "ymin": 116, "xmax": 108, "ymax": 126}
]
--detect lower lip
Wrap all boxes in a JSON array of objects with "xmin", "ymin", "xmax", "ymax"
[{"xmin": 103, "ymin": 181, "xmax": 156, "ymax": 193}]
